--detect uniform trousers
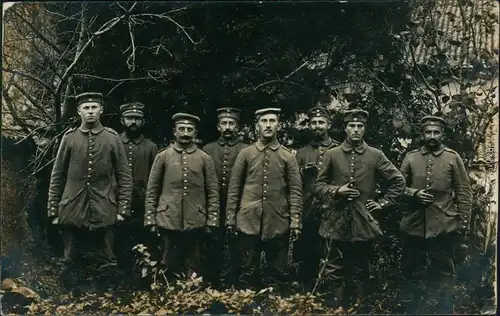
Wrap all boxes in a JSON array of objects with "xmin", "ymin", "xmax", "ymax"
[
  {"xmin": 401, "ymin": 232, "xmax": 458, "ymax": 313},
  {"xmin": 319, "ymin": 238, "xmax": 375, "ymax": 309},
  {"xmin": 59, "ymin": 226, "xmax": 116, "ymax": 270},
  {"xmin": 234, "ymin": 232, "xmax": 289, "ymax": 289},
  {"xmin": 160, "ymin": 228, "xmax": 202, "ymax": 278}
]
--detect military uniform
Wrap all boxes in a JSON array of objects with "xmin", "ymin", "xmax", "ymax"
[
  {"xmin": 314, "ymin": 109, "xmax": 405, "ymax": 308},
  {"xmin": 47, "ymin": 92, "xmax": 133, "ymax": 274},
  {"xmin": 226, "ymin": 108, "xmax": 303, "ymax": 289},
  {"xmin": 294, "ymin": 106, "xmax": 339, "ymax": 290},
  {"xmin": 144, "ymin": 113, "xmax": 219, "ymax": 277},
  {"xmin": 399, "ymin": 116, "xmax": 472, "ymax": 313},
  {"xmin": 202, "ymin": 108, "xmax": 248, "ymax": 287},
  {"xmin": 115, "ymin": 102, "xmax": 159, "ymax": 271}
]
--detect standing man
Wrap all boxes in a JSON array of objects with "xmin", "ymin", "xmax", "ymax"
[
  {"xmin": 226, "ymin": 108, "xmax": 303, "ymax": 290},
  {"xmin": 399, "ymin": 115, "xmax": 472, "ymax": 313},
  {"xmin": 144, "ymin": 113, "xmax": 219, "ymax": 279},
  {"xmin": 314, "ymin": 109, "xmax": 405, "ymax": 310},
  {"xmin": 202, "ymin": 107, "xmax": 248, "ymax": 288},
  {"xmin": 116, "ymin": 102, "xmax": 159, "ymax": 273},
  {"xmin": 47, "ymin": 92, "xmax": 133, "ymax": 287},
  {"xmin": 294, "ymin": 106, "xmax": 339, "ymax": 292}
]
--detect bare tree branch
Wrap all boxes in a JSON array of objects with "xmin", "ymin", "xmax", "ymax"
[
  {"xmin": 2, "ymin": 68, "xmax": 55, "ymax": 94},
  {"xmin": 11, "ymin": 7, "xmax": 62, "ymax": 55},
  {"xmin": 131, "ymin": 12, "xmax": 200, "ymax": 44},
  {"xmin": 252, "ymin": 60, "xmax": 309, "ymax": 91}
]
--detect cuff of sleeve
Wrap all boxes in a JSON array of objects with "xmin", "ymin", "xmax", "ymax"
[
  {"xmin": 144, "ymin": 211, "xmax": 156, "ymax": 227},
  {"xmin": 48, "ymin": 201, "xmax": 59, "ymax": 217},
  {"xmin": 206, "ymin": 215, "xmax": 219, "ymax": 227},
  {"xmin": 290, "ymin": 214, "xmax": 302, "ymax": 230},
  {"xmin": 329, "ymin": 185, "xmax": 340, "ymax": 198},
  {"xmin": 378, "ymin": 198, "xmax": 390, "ymax": 208},
  {"xmin": 405, "ymin": 187, "xmax": 419, "ymax": 196},
  {"xmin": 226, "ymin": 216, "xmax": 236, "ymax": 227}
]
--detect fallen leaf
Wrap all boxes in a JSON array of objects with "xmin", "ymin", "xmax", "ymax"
[
  {"xmin": 11, "ymin": 286, "xmax": 38, "ymax": 299},
  {"xmin": 1, "ymin": 278, "xmax": 17, "ymax": 291}
]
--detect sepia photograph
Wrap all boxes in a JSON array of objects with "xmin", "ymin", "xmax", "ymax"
[{"xmin": 1, "ymin": 0, "xmax": 498, "ymax": 314}]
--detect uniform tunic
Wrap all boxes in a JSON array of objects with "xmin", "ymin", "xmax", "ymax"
[
  {"xmin": 202, "ymin": 137, "xmax": 248, "ymax": 211},
  {"xmin": 144, "ymin": 143, "xmax": 220, "ymax": 231},
  {"xmin": 47, "ymin": 123, "xmax": 133, "ymax": 229},
  {"xmin": 314, "ymin": 141, "xmax": 405, "ymax": 241},
  {"xmin": 226, "ymin": 140, "xmax": 303, "ymax": 240},
  {"xmin": 120, "ymin": 133, "xmax": 158, "ymax": 216},
  {"xmin": 399, "ymin": 145, "xmax": 472, "ymax": 238}
]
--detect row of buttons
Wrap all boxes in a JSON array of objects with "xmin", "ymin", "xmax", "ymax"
[{"xmin": 221, "ymin": 148, "xmax": 229, "ymax": 187}]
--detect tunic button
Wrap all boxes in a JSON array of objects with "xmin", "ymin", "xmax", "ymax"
[
  {"xmin": 184, "ymin": 186, "xmax": 187, "ymax": 189},
  {"xmin": 264, "ymin": 176, "xmax": 268, "ymax": 179},
  {"xmin": 223, "ymin": 171, "xmax": 227, "ymax": 174},
  {"xmin": 223, "ymin": 166, "xmax": 227, "ymax": 169},
  {"xmin": 319, "ymin": 162, "xmax": 322, "ymax": 165},
  {"xmin": 86, "ymin": 182, "xmax": 90, "ymax": 186},
  {"xmin": 184, "ymin": 168, "xmax": 187, "ymax": 171},
  {"xmin": 88, "ymin": 168, "xmax": 92, "ymax": 171},
  {"xmin": 89, "ymin": 153, "xmax": 93, "ymax": 156},
  {"xmin": 222, "ymin": 177, "xmax": 226, "ymax": 181},
  {"xmin": 264, "ymin": 183, "xmax": 267, "ymax": 187},
  {"xmin": 222, "ymin": 183, "xmax": 226, "ymax": 187},
  {"xmin": 183, "ymin": 193, "xmax": 187, "ymax": 196},
  {"xmin": 351, "ymin": 156, "xmax": 355, "ymax": 160},
  {"xmin": 184, "ymin": 180, "xmax": 188, "ymax": 183},
  {"xmin": 184, "ymin": 173, "xmax": 187, "ymax": 176},
  {"xmin": 89, "ymin": 161, "xmax": 93, "ymax": 164},
  {"xmin": 263, "ymin": 197, "xmax": 267, "ymax": 200},
  {"xmin": 263, "ymin": 190, "xmax": 267, "ymax": 194},
  {"xmin": 184, "ymin": 162, "xmax": 187, "ymax": 165},
  {"xmin": 51, "ymin": 207, "xmax": 55, "ymax": 210}
]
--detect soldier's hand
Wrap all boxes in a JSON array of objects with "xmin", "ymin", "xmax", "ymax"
[
  {"xmin": 336, "ymin": 182, "xmax": 360, "ymax": 199},
  {"xmin": 51, "ymin": 217, "xmax": 59, "ymax": 225},
  {"xmin": 117, "ymin": 214, "xmax": 125, "ymax": 222},
  {"xmin": 227, "ymin": 225, "xmax": 237, "ymax": 235},
  {"xmin": 290, "ymin": 229, "xmax": 301, "ymax": 242},
  {"xmin": 415, "ymin": 189, "xmax": 434, "ymax": 204},
  {"xmin": 147, "ymin": 225, "xmax": 157, "ymax": 233},
  {"xmin": 366, "ymin": 200, "xmax": 382, "ymax": 213}
]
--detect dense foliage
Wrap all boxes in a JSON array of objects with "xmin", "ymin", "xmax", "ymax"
[{"xmin": 1, "ymin": 0, "xmax": 497, "ymax": 314}]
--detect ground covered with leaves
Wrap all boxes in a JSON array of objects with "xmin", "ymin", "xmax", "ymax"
[{"xmin": 1, "ymin": 247, "xmax": 496, "ymax": 315}]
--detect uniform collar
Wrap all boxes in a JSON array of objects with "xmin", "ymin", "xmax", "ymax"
[
  {"xmin": 420, "ymin": 145, "xmax": 445, "ymax": 156},
  {"xmin": 120, "ymin": 133, "xmax": 144, "ymax": 144},
  {"xmin": 255, "ymin": 139, "xmax": 281, "ymax": 152},
  {"xmin": 340, "ymin": 140, "xmax": 367, "ymax": 154},
  {"xmin": 217, "ymin": 136, "xmax": 240, "ymax": 146},
  {"xmin": 173, "ymin": 142, "xmax": 197, "ymax": 153},
  {"xmin": 79, "ymin": 123, "xmax": 104, "ymax": 135},
  {"xmin": 311, "ymin": 136, "xmax": 335, "ymax": 148}
]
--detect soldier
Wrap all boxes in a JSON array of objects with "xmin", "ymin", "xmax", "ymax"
[
  {"xmin": 116, "ymin": 102, "xmax": 159, "ymax": 273},
  {"xmin": 202, "ymin": 107, "xmax": 248, "ymax": 288},
  {"xmin": 226, "ymin": 108, "xmax": 303, "ymax": 290},
  {"xmin": 144, "ymin": 113, "xmax": 219, "ymax": 279},
  {"xmin": 399, "ymin": 115, "xmax": 472, "ymax": 313},
  {"xmin": 47, "ymin": 92, "xmax": 133, "ymax": 288},
  {"xmin": 294, "ymin": 106, "xmax": 339, "ymax": 292},
  {"xmin": 314, "ymin": 109, "xmax": 405, "ymax": 310}
]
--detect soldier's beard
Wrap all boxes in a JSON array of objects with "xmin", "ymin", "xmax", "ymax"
[
  {"xmin": 425, "ymin": 139, "xmax": 441, "ymax": 150},
  {"xmin": 125, "ymin": 125, "xmax": 142, "ymax": 138},
  {"xmin": 313, "ymin": 130, "xmax": 327, "ymax": 140}
]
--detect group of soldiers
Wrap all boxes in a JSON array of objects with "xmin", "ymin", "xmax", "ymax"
[{"xmin": 47, "ymin": 91, "xmax": 472, "ymax": 313}]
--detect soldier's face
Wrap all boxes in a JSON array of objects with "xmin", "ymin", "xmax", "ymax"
[
  {"xmin": 217, "ymin": 117, "xmax": 238, "ymax": 138},
  {"xmin": 256, "ymin": 114, "xmax": 281, "ymax": 139},
  {"xmin": 423, "ymin": 125, "xmax": 443, "ymax": 148},
  {"xmin": 121, "ymin": 115, "xmax": 144, "ymax": 133},
  {"xmin": 78, "ymin": 102, "xmax": 103, "ymax": 124},
  {"xmin": 174, "ymin": 123, "xmax": 197, "ymax": 145},
  {"xmin": 345, "ymin": 122, "xmax": 365, "ymax": 142},
  {"xmin": 310, "ymin": 117, "xmax": 330, "ymax": 138}
]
